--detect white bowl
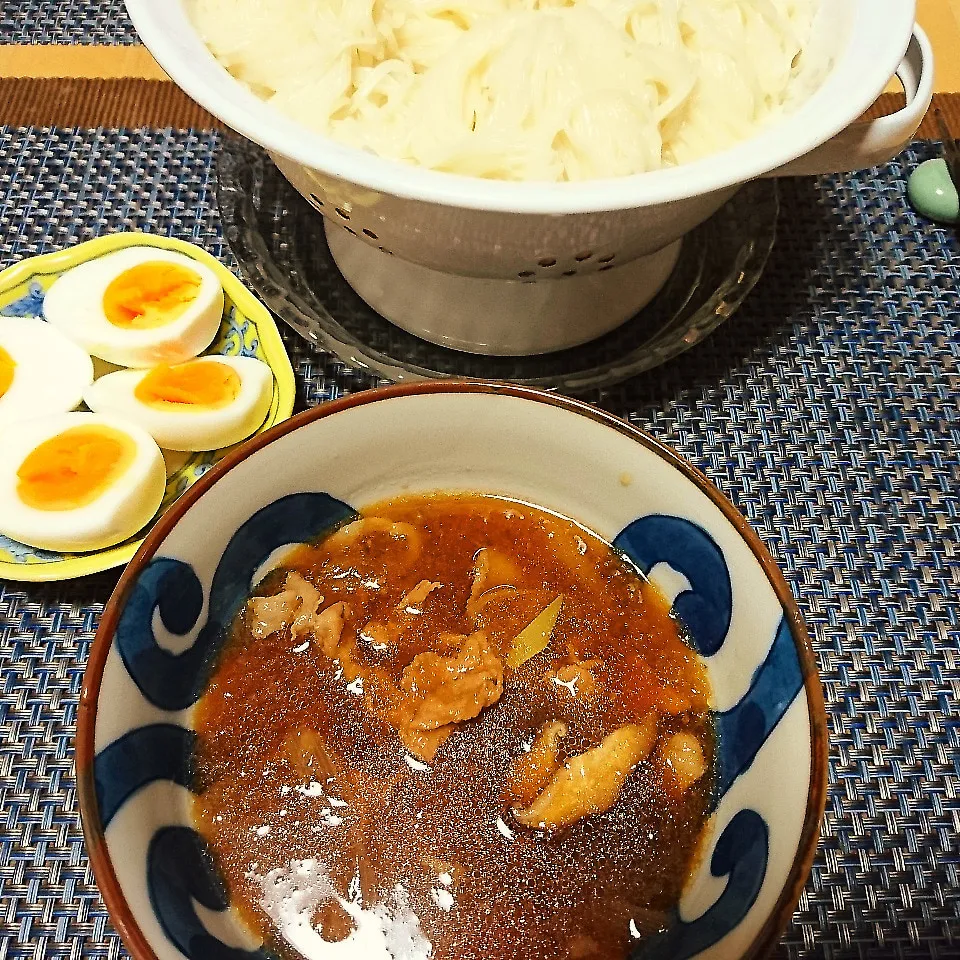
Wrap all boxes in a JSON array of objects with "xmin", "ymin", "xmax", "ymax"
[
  {"xmin": 127, "ymin": 1, "xmax": 931, "ymax": 354},
  {"xmin": 129, "ymin": 0, "xmax": 928, "ymax": 213},
  {"xmin": 126, "ymin": 0, "xmax": 932, "ymax": 355},
  {"xmin": 78, "ymin": 382, "xmax": 828, "ymax": 960}
]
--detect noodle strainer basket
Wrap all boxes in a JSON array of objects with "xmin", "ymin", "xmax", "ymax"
[{"xmin": 127, "ymin": 0, "xmax": 932, "ymax": 356}]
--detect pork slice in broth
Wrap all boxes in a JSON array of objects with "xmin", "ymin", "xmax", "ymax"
[
  {"xmin": 390, "ymin": 631, "xmax": 504, "ymax": 761},
  {"xmin": 514, "ymin": 715, "xmax": 659, "ymax": 831}
]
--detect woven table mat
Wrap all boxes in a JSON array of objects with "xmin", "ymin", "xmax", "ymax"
[
  {"xmin": 0, "ymin": 1, "xmax": 136, "ymax": 44},
  {"xmin": 0, "ymin": 127, "xmax": 958, "ymax": 960}
]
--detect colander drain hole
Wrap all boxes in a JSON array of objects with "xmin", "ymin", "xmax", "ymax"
[{"xmin": 516, "ymin": 249, "xmax": 618, "ymax": 279}]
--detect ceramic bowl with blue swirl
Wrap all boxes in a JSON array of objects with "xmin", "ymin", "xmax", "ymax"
[{"xmin": 76, "ymin": 382, "xmax": 828, "ymax": 960}]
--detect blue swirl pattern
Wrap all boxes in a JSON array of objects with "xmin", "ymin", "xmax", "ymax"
[
  {"xmin": 148, "ymin": 827, "xmax": 272, "ymax": 960},
  {"xmin": 614, "ymin": 515, "xmax": 732, "ymax": 657},
  {"xmin": 114, "ymin": 492, "xmax": 356, "ymax": 711},
  {"xmin": 615, "ymin": 514, "xmax": 805, "ymax": 956},
  {"xmin": 713, "ymin": 616, "xmax": 804, "ymax": 801},
  {"xmin": 635, "ymin": 810, "xmax": 769, "ymax": 960},
  {"xmin": 95, "ymin": 724, "xmax": 196, "ymax": 829}
]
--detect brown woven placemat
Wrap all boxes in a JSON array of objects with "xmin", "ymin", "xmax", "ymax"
[
  {"xmin": 0, "ymin": 77, "xmax": 216, "ymax": 128},
  {"xmin": 0, "ymin": 81, "xmax": 956, "ymax": 137}
]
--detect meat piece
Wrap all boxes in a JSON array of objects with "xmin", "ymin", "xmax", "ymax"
[
  {"xmin": 247, "ymin": 590, "xmax": 299, "ymax": 639},
  {"xmin": 467, "ymin": 548, "xmax": 523, "ymax": 621},
  {"xmin": 506, "ymin": 721, "xmax": 567, "ymax": 805},
  {"xmin": 282, "ymin": 572, "xmax": 323, "ymax": 642},
  {"xmin": 359, "ymin": 581, "xmax": 441, "ymax": 649},
  {"xmin": 400, "ymin": 632, "xmax": 504, "ymax": 729},
  {"xmin": 246, "ymin": 572, "xmax": 347, "ymax": 654},
  {"xmin": 338, "ymin": 635, "xmax": 368, "ymax": 684},
  {"xmin": 325, "ymin": 517, "xmax": 422, "ymax": 571},
  {"xmin": 399, "ymin": 725, "xmax": 456, "ymax": 763},
  {"xmin": 391, "ymin": 631, "xmax": 504, "ymax": 761},
  {"xmin": 282, "ymin": 728, "xmax": 340, "ymax": 781},
  {"xmin": 247, "ymin": 572, "xmax": 320, "ymax": 640},
  {"xmin": 398, "ymin": 580, "xmax": 441, "ymax": 613},
  {"xmin": 658, "ymin": 731, "xmax": 708, "ymax": 796},
  {"xmin": 514, "ymin": 715, "xmax": 658, "ymax": 831},
  {"xmin": 310, "ymin": 601, "xmax": 347, "ymax": 657},
  {"xmin": 546, "ymin": 661, "xmax": 600, "ymax": 699},
  {"xmin": 315, "ymin": 899, "xmax": 355, "ymax": 943}
]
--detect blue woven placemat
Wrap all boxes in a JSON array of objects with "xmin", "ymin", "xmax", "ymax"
[
  {"xmin": 0, "ymin": 1, "xmax": 137, "ymax": 44},
  {"xmin": 0, "ymin": 127, "xmax": 957, "ymax": 959}
]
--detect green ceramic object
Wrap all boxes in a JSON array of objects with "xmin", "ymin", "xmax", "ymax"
[{"xmin": 907, "ymin": 159, "xmax": 960, "ymax": 225}]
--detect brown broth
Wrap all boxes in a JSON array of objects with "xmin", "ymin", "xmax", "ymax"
[{"xmin": 193, "ymin": 493, "xmax": 714, "ymax": 960}]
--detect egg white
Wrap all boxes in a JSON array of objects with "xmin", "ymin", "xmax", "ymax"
[
  {"xmin": 0, "ymin": 412, "xmax": 166, "ymax": 553},
  {"xmin": 0, "ymin": 317, "xmax": 95, "ymax": 431},
  {"xmin": 42, "ymin": 247, "xmax": 224, "ymax": 368},
  {"xmin": 83, "ymin": 355, "xmax": 274, "ymax": 451}
]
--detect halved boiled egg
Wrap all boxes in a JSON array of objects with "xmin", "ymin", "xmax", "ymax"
[
  {"xmin": 42, "ymin": 247, "xmax": 224, "ymax": 367},
  {"xmin": 0, "ymin": 317, "xmax": 95, "ymax": 431},
  {"xmin": 0, "ymin": 413, "xmax": 166, "ymax": 552},
  {"xmin": 83, "ymin": 355, "xmax": 274, "ymax": 451}
]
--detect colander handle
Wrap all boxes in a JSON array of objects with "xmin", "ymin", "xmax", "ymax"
[{"xmin": 764, "ymin": 25, "xmax": 933, "ymax": 177}]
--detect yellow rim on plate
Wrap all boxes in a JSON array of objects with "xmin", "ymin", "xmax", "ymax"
[{"xmin": 0, "ymin": 231, "xmax": 296, "ymax": 582}]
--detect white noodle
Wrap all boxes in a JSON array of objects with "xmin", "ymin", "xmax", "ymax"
[{"xmin": 189, "ymin": 0, "xmax": 818, "ymax": 181}]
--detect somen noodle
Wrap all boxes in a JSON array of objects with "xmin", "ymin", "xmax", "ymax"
[{"xmin": 190, "ymin": 0, "xmax": 818, "ymax": 181}]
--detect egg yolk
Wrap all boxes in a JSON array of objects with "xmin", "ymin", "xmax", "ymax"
[
  {"xmin": 134, "ymin": 360, "xmax": 241, "ymax": 409},
  {"xmin": 16, "ymin": 425, "xmax": 137, "ymax": 511},
  {"xmin": 103, "ymin": 261, "xmax": 202, "ymax": 329},
  {"xmin": 0, "ymin": 346, "xmax": 14, "ymax": 399}
]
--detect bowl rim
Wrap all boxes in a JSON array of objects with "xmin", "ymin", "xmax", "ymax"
[
  {"xmin": 125, "ymin": 0, "xmax": 916, "ymax": 214},
  {"xmin": 76, "ymin": 380, "xmax": 829, "ymax": 960}
]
